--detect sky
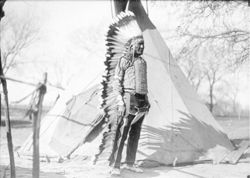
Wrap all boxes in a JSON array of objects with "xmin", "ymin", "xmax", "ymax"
[
  {"xmin": 1, "ymin": 1, "xmax": 249, "ymax": 109},
  {"xmin": 2, "ymin": 1, "xmax": 113, "ymax": 105}
]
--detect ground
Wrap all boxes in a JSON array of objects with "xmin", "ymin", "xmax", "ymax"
[{"xmin": 0, "ymin": 117, "xmax": 250, "ymax": 178}]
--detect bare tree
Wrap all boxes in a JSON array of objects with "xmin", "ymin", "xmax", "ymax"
[
  {"xmin": 217, "ymin": 72, "xmax": 242, "ymax": 116},
  {"xmin": 0, "ymin": 10, "xmax": 40, "ymax": 74},
  {"xmin": 176, "ymin": 38, "xmax": 206, "ymax": 91},
  {"xmin": 179, "ymin": 1, "xmax": 249, "ymax": 65},
  {"xmin": 201, "ymin": 44, "xmax": 231, "ymax": 113},
  {"xmin": 204, "ymin": 62, "xmax": 223, "ymax": 113},
  {"xmin": 173, "ymin": 1, "xmax": 249, "ymax": 113}
]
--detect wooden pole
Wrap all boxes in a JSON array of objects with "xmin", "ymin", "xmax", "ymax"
[
  {"xmin": 0, "ymin": 94, "xmax": 1, "ymax": 127},
  {"xmin": 113, "ymin": 0, "xmax": 128, "ymax": 15},
  {"xmin": 0, "ymin": 1, "xmax": 16, "ymax": 177},
  {"xmin": 32, "ymin": 73, "xmax": 47, "ymax": 178},
  {"xmin": 0, "ymin": 54, "xmax": 16, "ymax": 178}
]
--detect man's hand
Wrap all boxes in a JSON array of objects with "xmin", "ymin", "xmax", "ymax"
[{"xmin": 117, "ymin": 104, "xmax": 126, "ymax": 117}]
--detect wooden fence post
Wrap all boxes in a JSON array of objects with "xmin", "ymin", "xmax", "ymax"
[
  {"xmin": 0, "ymin": 56, "xmax": 16, "ymax": 178},
  {"xmin": 32, "ymin": 73, "xmax": 47, "ymax": 178}
]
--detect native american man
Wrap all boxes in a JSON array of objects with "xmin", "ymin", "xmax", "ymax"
[
  {"xmin": 111, "ymin": 36, "xmax": 149, "ymax": 175},
  {"xmin": 93, "ymin": 12, "xmax": 150, "ymax": 176}
]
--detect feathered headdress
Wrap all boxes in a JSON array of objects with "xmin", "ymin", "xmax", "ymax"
[
  {"xmin": 94, "ymin": 11, "xmax": 143, "ymax": 165},
  {"xmin": 101, "ymin": 11, "xmax": 142, "ymax": 119}
]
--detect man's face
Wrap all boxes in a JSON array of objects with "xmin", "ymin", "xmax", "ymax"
[{"xmin": 133, "ymin": 40, "xmax": 144, "ymax": 56}]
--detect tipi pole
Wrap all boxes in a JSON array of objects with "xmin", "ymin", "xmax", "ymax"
[
  {"xmin": 32, "ymin": 73, "xmax": 47, "ymax": 178},
  {"xmin": 0, "ymin": 1, "xmax": 16, "ymax": 177},
  {"xmin": 247, "ymin": 59, "xmax": 250, "ymax": 146},
  {"xmin": 0, "ymin": 94, "xmax": 1, "ymax": 127}
]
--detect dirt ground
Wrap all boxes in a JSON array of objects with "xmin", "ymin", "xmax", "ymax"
[{"xmin": 1, "ymin": 117, "xmax": 250, "ymax": 178}]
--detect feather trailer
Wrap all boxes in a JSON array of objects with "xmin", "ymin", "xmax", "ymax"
[{"xmin": 93, "ymin": 11, "xmax": 142, "ymax": 165}]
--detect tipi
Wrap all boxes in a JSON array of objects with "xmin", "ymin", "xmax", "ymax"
[{"xmin": 19, "ymin": 2, "xmax": 234, "ymax": 166}]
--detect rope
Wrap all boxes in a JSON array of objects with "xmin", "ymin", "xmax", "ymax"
[
  {"xmin": 0, "ymin": 75, "xmax": 37, "ymax": 87},
  {"xmin": 10, "ymin": 88, "xmax": 37, "ymax": 104},
  {"xmin": 0, "ymin": 75, "xmax": 64, "ymax": 90}
]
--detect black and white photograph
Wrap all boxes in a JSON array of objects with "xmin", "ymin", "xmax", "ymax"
[{"xmin": 0, "ymin": 0, "xmax": 249, "ymax": 177}]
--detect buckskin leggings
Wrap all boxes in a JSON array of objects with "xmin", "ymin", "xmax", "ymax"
[{"xmin": 113, "ymin": 114, "xmax": 144, "ymax": 168}]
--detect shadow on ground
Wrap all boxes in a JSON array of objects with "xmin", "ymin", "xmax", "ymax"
[
  {"xmin": 0, "ymin": 165, "xmax": 66, "ymax": 178},
  {"xmin": 0, "ymin": 120, "xmax": 32, "ymax": 128}
]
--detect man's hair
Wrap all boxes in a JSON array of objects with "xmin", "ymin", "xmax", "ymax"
[{"xmin": 126, "ymin": 36, "xmax": 144, "ymax": 49}]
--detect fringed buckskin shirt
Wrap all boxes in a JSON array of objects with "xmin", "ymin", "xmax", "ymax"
[{"xmin": 113, "ymin": 56, "xmax": 148, "ymax": 105}]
